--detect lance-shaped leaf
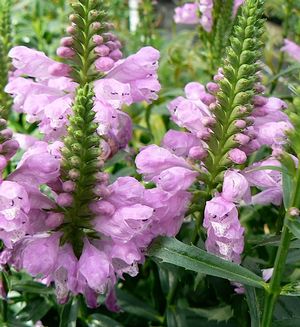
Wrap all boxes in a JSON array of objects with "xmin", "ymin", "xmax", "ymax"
[{"xmin": 148, "ymin": 237, "xmax": 266, "ymax": 289}]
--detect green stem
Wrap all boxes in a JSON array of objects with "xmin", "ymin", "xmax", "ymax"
[
  {"xmin": 261, "ymin": 163, "xmax": 300, "ymax": 325},
  {"xmin": 269, "ymin": 0, "xmax": 293, "ymax": 94},
  {"xmin": 261, "ymin": 222, "xmax": 292, "ymax": 326}
]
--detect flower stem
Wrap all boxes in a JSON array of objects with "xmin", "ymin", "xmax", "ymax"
[
  {"xmin": 261, "ymin": 221, "xmax": 292, "ymax": 326},
  {"xmin": 261, "ymin": 163, "xmax": 300, "ymax": 325}
]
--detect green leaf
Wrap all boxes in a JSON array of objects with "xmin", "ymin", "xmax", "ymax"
[
  {"xmin": 245, "ymin": 286, "xmax": 262, "ymax": 327},
  {"xmin": 281, "ymin": 282, "xmax": 300, "ymax": 296},
  {"xmin": 17, "ymin": 298, "xmax": 52, "ymax": 322},
  {"xmin": 286, "ymin": 218, "xmax": 300, "ymax": 239},
  {"xmin": 148, "ymin": 237, "xmax": 266, "ymax": 289},
  {"xmin": 12, "ymin": 281, "xmax": 54, "ymax": 295},
  {"xmin": 273, "ymin": 319, "xmax": 300, "ymax": 327},
  {"xmin": 184, "ymin": 306, "xmax": 233, "ymax": 323},
  {"xmin": 88, "ymin": 314, "xmax": 124, "ymax": 327},
  {"xmin": 59, "ymin": 297, "xmax": 79, "ymax": 327},
  {"xmin": 166, "ymin": 307, "xmax": 187, "ymax": 327},
  {"xmin": 267, "ymin": 64, "xmax": 300, "ymax": 85},
  {"xmin": 116, "ymin": 289, "xmax": 163, "ymax": 323},
  {"xmin": 281, "ymin": 154, "xmax": 297, "ymax": 209}
]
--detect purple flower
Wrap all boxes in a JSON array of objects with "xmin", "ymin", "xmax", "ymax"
[
  {"xmin": 281, "ymin": 39, "xmax": 300, "ymax": 62},
  {"xmin": 162, "ymin": 130, "xmax": 200, "ymax": 157},
  {"xmin": 6, "ymin": 45, "xmax": 160, "ymax": 145},
  {"xmin": 174, "ymin": 3, "xmax": 199, "ymax": 25},
  {"xmin": 203, "ymin": 196, "xmax": 244, "ymax": 263},
  {"xmin": 222, "ymin": 170, "xmax": 251, "ymax": 203},
  {"xmin": 243, "ymin": 158, "xmax": 282, "ymax": 205},
  {"xmin": 136, "ymin": 144, "xmax": 191, "ymax": 180},
  {"xmin": 228, "ymin": 149, "xmax": 247, "ymax": 164},
  {"xmin": 78, "ymin": 239, "xmax": 112, "ymax": 294}
]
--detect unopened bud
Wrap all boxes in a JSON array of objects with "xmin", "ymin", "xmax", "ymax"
[
  {"xmin": 62, "ymin": 181, "xmax": 76, "ymax": 193},
  {"xmin": 206, "ymin": 82, "xmax": 219, "ymax": 93},
  {"xmin": 289, "ymin": 207, "xmax": 300, "ymax": 217},
  {"xmin": 60, "ymin": 37, "xmax": 73, "ymax": 47},
  {"xmin": 235, "ymin": 119, "xmax": 247, "ymax": 129},
  {"xmin": 57, "ymin": 46, "xmax": 75, "ymax": 58},
  {"xmin": 57, "ymin": 193, "xmax": 73, "ymax": 207},
  {"xmin": 93, "ymin": 35, "xmax": 104, "ymax": 45}
]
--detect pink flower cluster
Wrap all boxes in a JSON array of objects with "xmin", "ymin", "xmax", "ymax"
[
  {"xmin": 6, "ymin": 45, "xmax": 160, "ymax": 154},
  {"xmin": 136, "ymin": 76, "xmax": 290, "ymax": 265},
  {"xmin": 174, "ymin": 1, "xmax": 213, "ymax": 32},
  {"xmin": 174, "ymin": 0, "xmax": 245, "ymax": 32},
  {"xmin": 58, "ymin": 26, "xmax": 123, "ymax": 72},
  {"xmin": 1, "ymin": 158, "xmax": 190, "ymax": 307},
  {"xmin": 0, "ymin": 44, "xmax": 167, "ymax": 307}
]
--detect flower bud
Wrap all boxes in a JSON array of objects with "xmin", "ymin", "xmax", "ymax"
[
  {"xmin": 95, "ymin": 57, "xmax": 115, "ymax": 72},
  {"xmin": 235, "ymin": 120, "xmax": 246, "ymax": 129},
  {"xmin": 0, "ymin": 119, "xmax": 7, "ymax": 128},
  {"xmin": 66, "ymin": 25, "xmax": 76, "ymax": 34},
  {"xmin": 94, "ymin": 184, "xmax": 111, "ymax": 197},
  {"xmin": 202, "ymin": 117, "xmax": 216, "ymax": 127},
  {"xmin": 57, "ymin": 47, "xmax": 75, "ymax": 58},
  {"xmin": 95, "ymin": 45, "xmax": 110, "ymax": 57},
  {"xmin": 60, "ymin": 37, "xmax": 73, "ymax": 47},
  {"xmin": 106, "ymin": 41, "xmax": 118, "ymax": 51},
  {"xmin": 188, "ymin": 146, "xmax": 207, "ymax": 160},
  {"xmin": 109, "ymin": 49, "xmax": 123, "ymax": 61},
  {"xmin": 228, "ymin": 148, "xmax": 247, "ymax": 164},
  {"xmin": 206, "ymin": 82, "xmax": 219, "ymax": 93},
  {"xmin": 62, "ymin": 181, "xmax": 76, "ymax": 193},
  {"xmin": 95, "ymin": 172, "xmax": 110, "ymax": 184},
  {"xmin": 234, "ymin": 133, "xmax": 250, "ymax": 145},
  {"xmin": 0, "ymin": 155, "xmax": 7, "ymax": 170},
  {"xmin": 93, "ymin": 35, "xmax": 104, "ymax": 45},
  {"xmin": 0, "ymin": 129, "xmax": 13, "ymax": 140},
  {"xmin": 69, "ymin": 169, "xmax": 80, "ymax": 180},
  {"xmin": 253, "ymin": 95, "xmax": 267, "ymax": 106},
  {"xmin": 91, "ymin": 22, "xmax": 101, "ymax": 31},
  {"xmin": 57, "ymin": 193, "xmax": 73, "ymax": 207}
]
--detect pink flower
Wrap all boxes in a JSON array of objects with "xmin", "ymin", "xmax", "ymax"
[
  {"xmin": 6, "ymin": 46, "xmax": 160, "ymax": 145},
  {"xmin": 243, "ymin": 158, "xmax": 283, "ymax": 206},
  {"xmin": 0, "ymin": 181, "xmax": 30, "ymax": 247},
  {"xmin": 161, "ymin": 130, "xmax": 200, "ymax": 157},
  {"xmin": 222, "ymin": 170, "xmax": 251, "ymax": 203},
  {"xmin": 281, "ymin": 39, "xmax": 300, "ymax": 62},
  {"xmin": 78, "ymin": 239, "xmax": 112, "ymax": 294},
  {"xmin": 9, "ymin": 46, "xmax": 71, "ymax": 78},
  {"xmin": 136, "ymin": 144, "xmax": 191, "ymax": 180},
  {"xmin": 203, "ymin": 196, "xmax": 244, "ymax": 263},
  {"xmin": 14, "ymin": 233, "xmax": 61, "ymax": 277},
  {"xmin": 228, "ymin": 148, "xmax": 247, "ymax": 164},
  {"xmin": 199, "ymin": 0, "xmax": 213, "ymax": 32},
  {"xmin": 174, "ymin": 3, "xmax": 199, "ymax": 25}
]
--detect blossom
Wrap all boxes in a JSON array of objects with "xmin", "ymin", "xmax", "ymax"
[
  {"xmin": 243, "ymin": 158, "xmax": 282, "ymax": 205},
  {"xmin": 6, "ymin": 45, "xmax": 161, "ymax": 147},
  {"xmin": 174, "ymin": 3, "xmax": 199, "ymax": 25},
  {"xmin": 222, "ymin": 169, "xmax": 251, "ymax": 203},
  {"xmin": 203, "ymin": 196, "xmax": 244, "ymax": 263},
  {"xmin": 174, "ymin": 1, "xmax": 213, "ymax": 32},
  {"xmin": 281, "ymin": 39, "xmax": 300, "ymax": 62}
]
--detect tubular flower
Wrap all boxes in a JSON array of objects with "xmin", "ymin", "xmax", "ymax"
[
  {"xmin": 174, "ymin": 1, "xmax": 213, "ymax": 32},
  {"xmin": 281, "ymin": 39, "xmax": 300, "ymax": 62},
  {"xmin": 0, "ymin": 0, "xmax": 172, "ymax": 310}
]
